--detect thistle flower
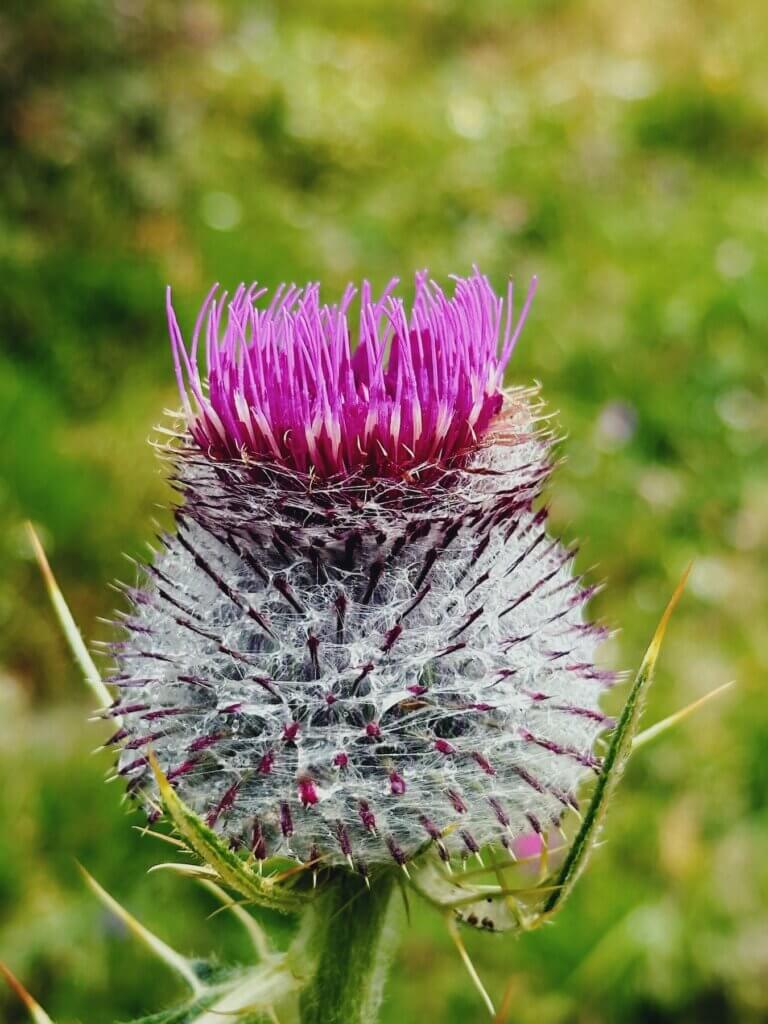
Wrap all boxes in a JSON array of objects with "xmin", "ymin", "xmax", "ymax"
[
  {"xmin": 110, "ymin": 268, "xmax": 613, "ymax": 877},
  {"xmin": 167, "ymin": 272, "xmax": 536, "ymax": 477}
]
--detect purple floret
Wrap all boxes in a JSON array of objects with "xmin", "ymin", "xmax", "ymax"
[{"xmin": 167, "ymin": 269, "xmax": 537, "ymax": 477}]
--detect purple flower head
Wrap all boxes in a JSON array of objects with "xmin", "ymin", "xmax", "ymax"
[
  {"xmin": 110, "ymin": 267, "xmax": 613, "ymax": 875},
  {"xmin": 167, "ymin": 269, "xmax": 537, "ymax": 478}
]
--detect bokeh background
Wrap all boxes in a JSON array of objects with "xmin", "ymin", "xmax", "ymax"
[{"xmin": 2, "ymin": 0, "xmax": 767, "ymax": 1021}]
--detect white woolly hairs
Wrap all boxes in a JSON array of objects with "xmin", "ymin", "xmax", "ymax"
[{"xmin": 111, "ymin": 395, "xmax": 612, "ymax": 873}]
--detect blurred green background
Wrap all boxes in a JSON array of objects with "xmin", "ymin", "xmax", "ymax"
[{"xmin": 1, "ymin": 0, "xmax": 767, "ymax": 1021}]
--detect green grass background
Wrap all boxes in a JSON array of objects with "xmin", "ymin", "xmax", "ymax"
[{"xmin": 1, "ymin": 0, "xmax": 767, "ymax": 1020}]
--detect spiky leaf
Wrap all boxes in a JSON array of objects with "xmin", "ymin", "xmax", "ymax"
[
  {"xmin": 150, "ymin": 752, "xmax": 309, "ymax": 914},
  {"xmin": 409, "ymin": 857, "xmax": 522, "ymax": 932},
  {"xmin": 0, "ymin": 961, "xmax": 56, "ymax": 1024},
  {"xmin": 79, "ymin": 865, "xmax": 205, "ymax": 996},
  {"xmin": 540, "ymin": 567, "xmax": 690, "ymax": 917}
]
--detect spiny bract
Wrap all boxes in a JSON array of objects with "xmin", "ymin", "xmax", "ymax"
[{"xmin": 109, "ymin": 269, "xmax": 613, "ymax": 876}]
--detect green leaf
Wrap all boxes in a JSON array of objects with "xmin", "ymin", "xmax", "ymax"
[
  {"xmin": 118, "ymin": 961, "xmax": 301, "ymax": 1024},
  {"xmin": 149, "ymin": 752, "xmax": 310, "ymax": 915},
  {"xmin": 540, "ymin": 566, "xmax": 690, "ymax": 918},
  {"xmin": 185, "ymin": 962, "xmax": 297, "ymax": 1024},
  {"xmin": 409, "ymin": 857, "xmax": 522, "ymax": 933},
  {"xmin": 117, "ymin": 988, "xmax": 232, "ymax": 1024},
  {"xmin": 119, "ymin": 1002, "xmax": 211, "ymax": 1024}
]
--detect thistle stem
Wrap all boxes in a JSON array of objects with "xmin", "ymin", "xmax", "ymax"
[{"xmin": 298, "ymin": 870, "xmax": 400, "ymax": 1024}]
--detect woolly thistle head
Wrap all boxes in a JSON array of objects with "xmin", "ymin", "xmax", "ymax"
[{"xmin": 109, "ymin": 268, "xmax": 614, "ymax": 878}]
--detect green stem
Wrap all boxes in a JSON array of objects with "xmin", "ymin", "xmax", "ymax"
[{"xmin": 298, "ymin": 870, "xmax": 400, "ymax": 1024}]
